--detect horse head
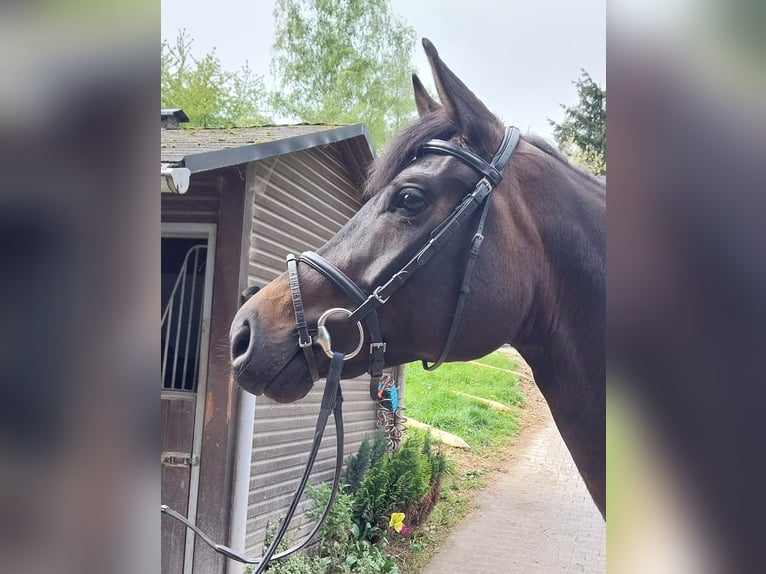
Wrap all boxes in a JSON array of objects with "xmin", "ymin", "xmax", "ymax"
[{"xmin": 229, "ymin": 39, "xmax": 555, "ymax": 402}]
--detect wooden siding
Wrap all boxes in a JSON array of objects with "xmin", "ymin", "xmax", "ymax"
[
  {"xmin": 161, "ymin": 175, "xmax": 222, "ymax": 223},
  {"xmin": 245, "ymin": 144, "xmax": 378, "ymax": 554}
]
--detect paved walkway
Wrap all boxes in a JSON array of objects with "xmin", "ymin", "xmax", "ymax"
[{"xmin": 423, "ymin": 404, "xmax": 605, "ymax": 573}]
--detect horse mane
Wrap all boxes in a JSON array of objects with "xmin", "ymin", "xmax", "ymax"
[
  {"xmin": 363, "ymin": 111, "xmax": 458, "ymax": 200},
  {"xmin": 522, "ymin": 133, "xmax": 606, "ymax": 189}
]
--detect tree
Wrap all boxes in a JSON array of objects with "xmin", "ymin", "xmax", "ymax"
[
  {"xmin": 271, "ymin": 0, "xmax": 417, "ymax": 149},
  {"xmin": 549, "ymin": 70, "xmax": 606, "ymax": 176},
  {"xmin": 161, "ymin": 30, "xmax": 271, "ymax": 128}
]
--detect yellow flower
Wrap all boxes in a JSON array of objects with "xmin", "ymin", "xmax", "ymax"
[{"xmin": 388, "ymin": 512, "xmax": 405, "ymax": 533}]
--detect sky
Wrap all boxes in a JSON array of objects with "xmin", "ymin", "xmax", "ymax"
[{"xmin": 161, "ymin": 0, "xmax": 605, "ymax": 141}]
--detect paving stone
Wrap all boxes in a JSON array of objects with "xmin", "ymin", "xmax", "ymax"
[{"xmin": 423, "ymin": 412, "xmax": 605, "ymax": 573}]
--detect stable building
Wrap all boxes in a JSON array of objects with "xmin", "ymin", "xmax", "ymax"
[{"xmin": 160, "ymin": 111, "xmax": 393, "ymax": 574}]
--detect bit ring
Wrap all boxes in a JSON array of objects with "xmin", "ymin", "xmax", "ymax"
[{"xmin": 314, "ymin": 308, "xmax": 365, "ymax": 360}]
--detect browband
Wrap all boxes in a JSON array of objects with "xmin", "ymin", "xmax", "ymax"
[{"xmin": 418, "ymin": 127, "xmax": 520, "ymax": 187}]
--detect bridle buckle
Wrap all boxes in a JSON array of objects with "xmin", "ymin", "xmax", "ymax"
[
  {"xmin": 372, "ymin": 285, "xmax": 390, "ymax": 305},
  {"xmin": 298, "ymin": 337, "xmax": 313, "ymax": 348},
  {"xmin": 370, "ymin": 341, "xmax": 387, "ymax": 353}
]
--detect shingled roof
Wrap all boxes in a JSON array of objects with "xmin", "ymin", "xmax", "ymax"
[{"xmin": 161, "ymin": 123, "xmax": 373, "ymax": 174}]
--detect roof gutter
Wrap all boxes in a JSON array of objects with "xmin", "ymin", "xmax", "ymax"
[{"xmin": 161, "ymin": 164, "xmax": 191, "ymax": 194}]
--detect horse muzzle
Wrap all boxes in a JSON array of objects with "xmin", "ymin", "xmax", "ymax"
[{"xmin": 229, "ymin": 305, "xmax": 316, "ymax": 402}]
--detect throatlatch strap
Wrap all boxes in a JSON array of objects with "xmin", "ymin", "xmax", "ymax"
[{"xmin": 422, "ymin": 185, "xmax": 495, "ymax": 371}]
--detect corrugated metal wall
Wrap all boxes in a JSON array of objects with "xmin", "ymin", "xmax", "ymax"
[{"xmin": 245, "ymin": 144, "xmax": 380, "ymax": 554}]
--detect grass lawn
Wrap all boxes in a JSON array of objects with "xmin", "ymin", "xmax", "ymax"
[{"xmin": 402, "ymin": 349, "xmax": 525, "ymax": 448}]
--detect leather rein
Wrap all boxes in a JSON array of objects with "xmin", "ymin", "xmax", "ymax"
[{"xmin": 160, "ymin": 125, "xmax": 520, "ymax": 569}]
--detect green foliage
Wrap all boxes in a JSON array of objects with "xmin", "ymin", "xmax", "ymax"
[
  {"xmin": 549, "ymin": 70, "xmax": 606, "ymax": 176},
  {"xmin": 305, "ymin": 482, "xmax": 354, "ymax": 565},
  {"xmin": 404, "ymin": 351, "xmax": 524, "ymax": 447},
  {"xmin": 260, "ymin": 554, "xmax": 319, "ymax": 574},
  {"xmin": 368, "ymin": 427, "xmax": 388, "ymax": 470},
  {"xmin": 343, "ymin": 435, "xmax": 372, "ymax": 495},
  {"xmin": 161, "ymin": 29, "xmax": 271, "ymax": 127},
  {"xmin": 421, "ymin": 430, "xmax": 454, "ymax": 481},
  {"xmin": 271, "ymin": 0, "xmax": 417, "ymax": 149},
  {"xmin": 262, "ymin": 515, "xmax": 292, "ymax": 554},
  {"xmin": 352, "ymin": 433, "xmax": 434, "ymax": 527},
  {"xmin": 303, "ymin": 482, "xmax": 399, "ymax": 573},
  {"xmin": 289, "ymin": 429, "xmax": 455, "ymax": 573},
  {"xmin": 352, "ymin": 455, "xmax": 396, "ymax": 528},
  {"xmin": 388, "ymin": 434, "xmax": 432, "ymax": 507},
  {"xmin": 344, "ymin": 428, "xmax": 388, "ymax": 496},
  {"xmin": 345, "ymin": 522, "xmax": 398, "ymax": 573},
  {"xmin": 256, "ymin": 518, "xmax": 322, "ymax": 574},
  {"xmin": 389, "ymin": 428, "xmax": 452, "ymax": 527}
]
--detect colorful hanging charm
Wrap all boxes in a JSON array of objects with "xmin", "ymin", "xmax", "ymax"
[{"xmin": 376, "ymin": 374, "xmax": 405, "ymax": 451}]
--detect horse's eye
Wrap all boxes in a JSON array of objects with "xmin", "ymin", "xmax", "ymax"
[{"xmin": 395, "ymin": 188, "xmax": 427, "ymax": 214}]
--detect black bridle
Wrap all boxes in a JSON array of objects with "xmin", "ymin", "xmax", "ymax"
[
  {"xmin": 289, "ymin": 126, "xmax": 521, "ymax": 396},
  {"xmin": 160, "ymin": 125, "xmax": 520, "ymax": 569}
]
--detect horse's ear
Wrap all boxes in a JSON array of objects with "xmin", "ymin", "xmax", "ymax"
[
  {"xmin": 412, "ymin": 73, "xmax": 441, "ymax": 117},
  {"xmin": 422, "ymin": 38, "xmax": 503, "ymax": 158}
]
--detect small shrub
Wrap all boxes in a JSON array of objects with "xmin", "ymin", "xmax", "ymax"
[
  {"xmin": 343, "ymin": 426, "xmax": 392, "ymax": 496},
  {"xmin": 422, "ymin": 431, "xmax": 455, "ymax": 481},
  {"xmin": 261, "ymin": 554, "xmax": 319, "ymax": 574},
  {"xmin": 343, "ymin": 435, "xmax": 373, "ymax": 494},
  {"xmin": 305, "ymin": 482, "xmax": 353, "ymax": 565},
  {"xmin": 403, "ymin": 474, "xmax": 442, "ymax": 527},
  {"xmin": 351, "ymin": 433, "xmax": 434, "ymax": 529},
  {"xmin": 305, "ymin": 482, "xmax": 400, "ymax": 573},
  {"xmin": 345, "ymin": 522, "xmax": 398, "ymax": 574},
  {"xmin": 261, "ymin": 515, "xmax": 292, "ymax": 554},
  {"xmin": 390, "ymin": 429, "xmax": 455, "ymax": 527},
  {"xmin": 369, "ymin": 428, "xmax": 389, "ymax": 467},
  {"xmin": 270, "ymin": 429, "xmax": 457, "ymax": 573},
  {"xmin": 343, "ymin": 543, "xmax": 399, "ymax": 574},
  {"xmin": 388, "ymin": 433, "xmax": 432, "ymax": 507},
  {"xmin": 352, "ymin": 456, "xmax": 397, "ymax": 530},
  {"xmin": 255, "ymin": 518, "xmax": 321, "ymax": 574}
]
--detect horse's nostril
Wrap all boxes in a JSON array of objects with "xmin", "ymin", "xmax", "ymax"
[{"xmin": 231, "ymin": 322, "xmax": 252, "ymax": 363}]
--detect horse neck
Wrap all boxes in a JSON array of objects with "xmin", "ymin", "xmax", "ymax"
[
  {"xmin": 509, "ymin": 149, "xmax": 606, "ymax": 512},
  {"xmin": 510, "ymin": 146, "xmax": 606, "ymax": 380}
]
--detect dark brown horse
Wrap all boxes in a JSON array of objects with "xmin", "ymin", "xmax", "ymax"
[{"xmin": 230, "ymin": 39, "xmax": 606, "ymax": 517}]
